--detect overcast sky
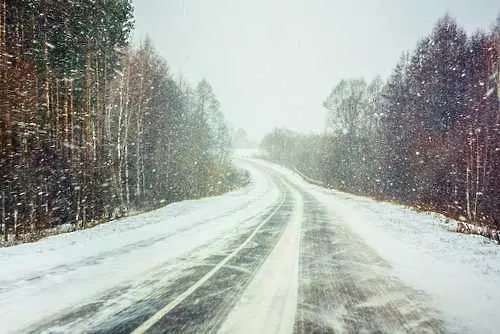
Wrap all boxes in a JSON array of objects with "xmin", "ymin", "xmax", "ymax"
[{"xmin": 132, "ymin": 0, "xmax": 499, "ymax": 140}]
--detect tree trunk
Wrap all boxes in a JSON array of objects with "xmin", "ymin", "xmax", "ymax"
[{"xmin": 135, "ymin": 60, "xmax": 144, "ymax": 204}]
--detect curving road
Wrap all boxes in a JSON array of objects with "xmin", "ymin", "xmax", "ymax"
[{"xmin": 1, "ymin": 157, "xmax": 445, "ymax": 334}]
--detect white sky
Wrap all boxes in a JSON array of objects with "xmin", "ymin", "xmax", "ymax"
[{"xmin": 132, "ymin": 0, "xmax": 499, "ymax": 140}]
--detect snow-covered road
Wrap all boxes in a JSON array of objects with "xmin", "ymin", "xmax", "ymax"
[{"xmin": 1, "ymin": 154, "xmax": 500, "ymax": 333}]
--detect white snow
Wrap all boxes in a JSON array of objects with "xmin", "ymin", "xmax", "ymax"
[
  {"xmin": 219, "ymin": 180, "xmax": 302, "ymax": 334},
  {"xmin": 2, "ymin": 153, "xmax": 500, "ymax": 334},
  {"xmin": 259, "ymin": 158, "xmax": 500, "ymax": 334},
  {"xmin": 0, "ymin": 159, "xmax": 280, "ymax": 334},
  {"xmin": 316, "ymin": 192, "xmax": 500, "ymax": 334},
  {"xmin": 486, "ymin": 86, "xmax": 495, "ymax": 98}
]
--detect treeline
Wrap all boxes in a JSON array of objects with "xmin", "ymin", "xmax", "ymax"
[
  {"xmin": 0, "ymin": 1, "xmax": 233, "ymax": 243},
  {"xmin": 263, "ymin": 14, "xmax": 500, "ymax": 228}
]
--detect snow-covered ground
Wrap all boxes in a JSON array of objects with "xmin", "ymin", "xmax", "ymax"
[
  {"xmin": 261, "ymin": 159, "xmax": 500, "ymax": 334},
  {"xmin": 1, "ymin": 151, "xmax": 500, "ymax": 333},
  {"xmin": 219, "ymin": 181, "xmax": 302, "ymax": 334},
  {"xmin": 0, "ymin": 159, "xmax": 280, "ymax": 333},
  {"xmin": 317, "ymin": 190, "xmax": 500, "ymax": 334}
]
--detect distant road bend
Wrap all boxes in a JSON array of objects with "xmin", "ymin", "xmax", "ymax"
[{"xmin": 2, "ymin": 156, "xmax": 446, "ymax": 334}]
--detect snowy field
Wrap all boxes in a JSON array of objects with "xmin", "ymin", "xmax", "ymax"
[{"xmin": 0, "ymin": 151, "xmax": 499, "ymax": 333}]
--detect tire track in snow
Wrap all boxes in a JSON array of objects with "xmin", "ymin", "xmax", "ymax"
[
  {"xmin": 217, "ymin": 180, "xmax": 303, "ymax": 334},
  {"xmin": 0, "ymin": 190, "xmax": 269, "ymax": 293},
  {"xmin": 26, "ymin": 174, "xmax": 293, "ymax": 334},
  {"xmin": 139, "ymin": 176, "xmax": 293, "ymax": 334}
]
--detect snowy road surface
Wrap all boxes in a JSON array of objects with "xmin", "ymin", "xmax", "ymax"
[{"xmin": 1, "ymin": 154, "xmax": 500, "ymax": 333}]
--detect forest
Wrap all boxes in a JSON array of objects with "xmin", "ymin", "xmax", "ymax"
[
  {"xmin": 263, "ymin": 14, "xmax": 500, "ymax": 233},
  {"xmin": 0, "ymin": 0, "xmax": 235, "ymax": 244}
]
